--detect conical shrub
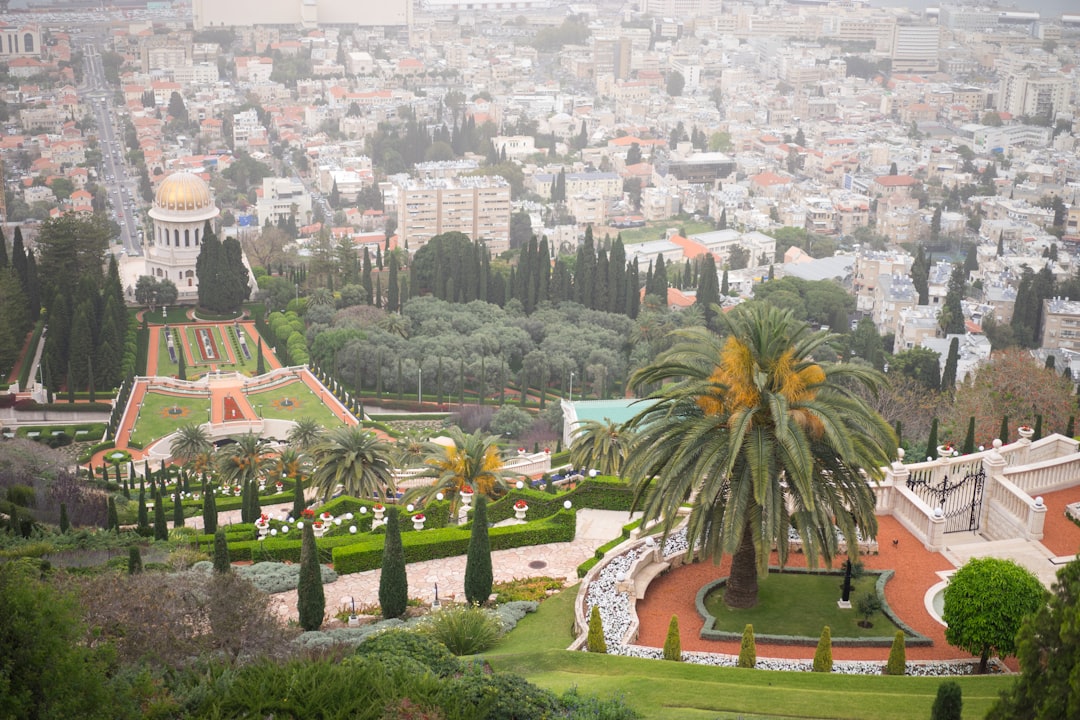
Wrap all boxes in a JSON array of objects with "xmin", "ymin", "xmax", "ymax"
[
  {"xmin": 812, "ymin": 626, "xmax": 833, "ymax": 672},
  {"xmin": 738, "ymin": 624, "xmax": 756, "ymax": 668},
  {"xmin": 663, "ymin": 615, "xmax": 681, "ymax": 661},
  {"xmin": 885, "ymin": 630, "xmax": 906, "ymax": 675},
  {"xmin": 379, "ymin": 507, "xmax": 408, "ymax": 619},
  {"xmin": 587, "ymin": 605, "xmax": 607, "ymax": 653},
  {"xmin": 297, "ymin": 521, "xmax": 325, "ymax": 631}
]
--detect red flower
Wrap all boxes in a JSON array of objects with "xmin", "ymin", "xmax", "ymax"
[
  {"xmin": 514, "ymin": 500, "xmax": 528, "ymax": 509},
  {"xmin": 413, "ymin": 513, "xmax": 425, "ymax": 521},
  {"xmin": 302, "ymin": 508, "xmax": 315, "ymax": 518},
  {"xmin": 374, "ymin": 503, "xmax": 384, "ymax": 510},
  {"xmin": 461, "ymin": 485, "xmax": 473, "ymax": 494}
]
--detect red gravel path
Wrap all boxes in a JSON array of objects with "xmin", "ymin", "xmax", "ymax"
[{"xmin": 637, "ymin": 516, "xmax": 966, "ymax": 661}]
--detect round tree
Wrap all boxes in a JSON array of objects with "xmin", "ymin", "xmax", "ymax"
[{"xmin": 943, "ymin": 557, "xmax": 1046, "ymax": 673}]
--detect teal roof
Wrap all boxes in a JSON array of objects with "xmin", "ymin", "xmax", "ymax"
[{"xmin": 569, "ymin": 399, "xmax": 653, "ymax": 426}]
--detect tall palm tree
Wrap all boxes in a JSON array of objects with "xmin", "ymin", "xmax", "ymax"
[
  {"xmin": 624, "ymin": 304, "xmax": 895, "ymax": 609},
  {"xmin": 171, "ymin": 423, "xmax": 213, "ymax": 468},
  {"xmin": 215, "ymin": 432, "xmax": 274, "ymax": 489},
  {"xmin": 287, "ymin": 418, "xmax": 322, "ymax": 451},
  {"xmin": 409, "ymin": 427, "xmax": 512, "ymax": 506},
  {"xmin": 391, "ymin": 428, "xmax": 433, "ymax": 472},
  {"xmin": 570, "ymin": 419, "xmax": 635, "ymax": 476},
  {"xmin": 308, "ymin": 426, "xmax": 395, "ymax": 500},
  {"xmin": 274, "ymin": 446, "xmax": 308, "ymax": 483}
]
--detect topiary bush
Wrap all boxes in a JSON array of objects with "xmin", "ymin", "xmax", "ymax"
[
  {"xmin": 663, "ymin": 615, "xmax": 681, "ymax": 661},
  {"xmin": 738, "ymin": 624, "xmax": 756, "ymax": 668},
  {"xmin": 885, "ymin": 630, "xmax": 906, "ymax": 675},
  {"xmin": 213, "ymin": 528, "xmax": 230, "ymax": 574},
  {"xmin": 355, "ymin": 629, "xmax": 462, "ymax": 678},
  {"xmin": 931, "ymin": 680, "xmax": 963, "ymax": 720},
  {"xmin": 587, "ymin": 605, "xmax": 607, "ymax": 653},
  {"xmin": 812, "ymin": 626, "xmax": 833, "ymax": 672}
]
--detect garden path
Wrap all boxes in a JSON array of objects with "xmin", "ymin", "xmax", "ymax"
[{"xmin": 269, "ymin": 509, "xmax": 639, "ymax": 620}]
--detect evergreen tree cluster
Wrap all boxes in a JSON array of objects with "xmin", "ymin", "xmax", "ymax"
[
  {"xmin": 409, "ymin": 228, "xmax": 641, "ymax": 320},
  {"xmin": 0, "ymin": 227, "xmax": 40, "ymax": 379},
  {"xmin": 196, "ymin": 221, "xmax": 250, "ymax": 313},
  {"xmin": 34, "ymin": 216, "xmax": 128, "ymax": 396}
]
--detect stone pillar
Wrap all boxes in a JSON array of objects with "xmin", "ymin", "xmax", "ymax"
[
  {"xmin": 980, "ymin": 439, "xmax": 1007, "ymax": 535},
  {"xmin": 882, "ymin": 449, "xmax": 909, "ymax": 515},
  {"xmin": 926, "ymin": 507, "xmax": 947, "ymax": 552},
  {"xmin": 1027, "ymin": 495, "xmax": 1047, "ymax": 541}
]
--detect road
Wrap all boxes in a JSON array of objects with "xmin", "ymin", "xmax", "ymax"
[{"xmin": 79, "ymin": 40, "xmax": 143, "ymax": 257}]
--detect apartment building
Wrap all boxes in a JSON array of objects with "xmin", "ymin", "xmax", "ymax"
[
  {"xmin": 1041, "ymin": 298, "xmax": 1080, "ymax": 351},
  {"xmin": 395, "ymin": 176, "xmax": 510, "ymax": 253},
  {"xmin": 255, "ymin": 177, "xmax": 313, "ymax": 227}
]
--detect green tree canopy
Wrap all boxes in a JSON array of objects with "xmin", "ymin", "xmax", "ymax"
[{"xmin": 625, "ymin": 304, "xmax": 894, "ymax": 609}]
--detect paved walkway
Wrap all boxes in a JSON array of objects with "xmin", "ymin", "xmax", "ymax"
[{"xmin": 270, "ymin": 509, "xmax": 640, "ymax": 620}]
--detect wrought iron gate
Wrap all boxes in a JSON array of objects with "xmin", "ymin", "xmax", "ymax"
[{"xmin": 907, "ymin": 466, "xmax": 986, "ymax": 533}]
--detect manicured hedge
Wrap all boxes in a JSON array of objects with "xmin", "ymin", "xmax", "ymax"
[
  {"xmin": 332, "ymin": 510, "xmax": 576, "ymax": 575},
  {"xmin": 77, "ymin": 440, "xmax": 116, "ymax": 464},
  {"xmin": 484, "ymin": 477, "xmax": 635, "ymax": 525},
  {"xmin": 577, "ymin": 518, "xmax": 644, "ymax": 578}
]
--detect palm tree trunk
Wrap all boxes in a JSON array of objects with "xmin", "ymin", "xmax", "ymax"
[{"xmin": 724, "ymin": 522, "xmax": 759, "ymax": 609}]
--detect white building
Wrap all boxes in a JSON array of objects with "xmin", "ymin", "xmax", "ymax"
[
  {"xmin": 256, "ymin": 177, "xmax": 313, "ymax": 228},
  {"xmin": 145, "ymin": 172, "xmax": 221, "ymax": 298}
]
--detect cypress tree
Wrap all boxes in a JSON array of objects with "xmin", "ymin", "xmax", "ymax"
[
  {"xmin": 107, "ymin": 496, "xmax": 119, "ymax": 533},
  {"xmin": 663, "ymin": 615, "xmax": 681, "ymax": 661},
  {"xmin": 177, "ymin": 337, "xmax": 187, "ymax": 380},
  {"xmin": 173, "ymin": 486, "xmax": 184, "ymax": 528},
  {"xmin": 812, "ymin": 626, "xmax": 833, "ymax": 672},
  {"xmin": 1034, "ymin": 414, "xmax": 1043, "ymax": 440},
  {"xmin": 387, "ymin": 252, "xmax": 400, "ymax": 312},
  {"xmin": 1067, "ymin": 416, "xmax": 1075, "ymax": 438},
  {"xmin": 0, "ymin": 226, "xmax": 6, "ymax": 268},
  {"xmin": 212, "ymin": 528, "xmax": 230, "ymax": 573},
  {"xmin": 292, "ymin": 473, "xmax": 306, "ymax": 519},
  {"xmin": 362, "ymin": 247, "xmax": 373, "ymax": 303},
  {"xmin": 999, "ymin": 415, "xmax": 1010, "ymax": 444},
  {"xmin": 379, "ymin": 507, "xmax": 408, "ymax": 619},
  {"xmin": 256, "ymin": 338, "xmax": 265, "ymax": 375},
  {"xmin": 940, "ymin": 337, "xmax": 959, "ymax": 390},
  {"xmin": 962, "ymin": 417, "xmax": 976, "ymax": 455},
  {"xmin": 203, "ymin": 479, "xmax": 218, "ymax": 534},
  {"xmin": 894, "ymin": 420, "xmax": 903, "ymax": 446},
  {"xmin": 59, "ymin": 503, "xmax": 69, "ymax": 533},
  {"xmin": 738, "ymin": 624, "xmax": 757, "ymax": 668},
  {"xmin": 137, "ymin": 487, "xmax": 149, "ymax": 533},
  {"xmin": 297, "ymin": 521, "xmax": 325, "ymax": 631},
  {"xmin": 587, "ymin": 605, "xmax": 607, "ymax": 653},
  {"xmin": 128, "ymin": 546, "xmax": 143, "ymax": 574},
  {"xmin": 153, "ymin": 487, "xmax": 168, "ymax": 541},
  {"xmin": 885, "ymin": 630, "xmax": 906, "ymax": 675},
  {"xmin": 926, "ymin": 418, "xmax": 939, "ymax": 458},
  {"xmin": 464, "ymin": 496, "xmax": 493, "ymax": 606}
]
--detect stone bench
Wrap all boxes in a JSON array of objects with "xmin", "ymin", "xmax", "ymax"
[{"xmin": 633, "ymin": 561, "xmax": 671, "ymax": 600}]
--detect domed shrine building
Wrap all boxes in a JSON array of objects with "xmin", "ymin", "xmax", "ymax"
[{"xmin": 145, "ymin": 171, "xmax": 220, "ymax": 300}]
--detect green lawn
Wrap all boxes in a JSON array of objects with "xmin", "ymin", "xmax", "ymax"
[
  {"xmin": 613, "ymin": 219, "xmax": 717, "ymax": 245},
  {"xmin": 154, "ymin": 325, "xmax": 274, "ymax": 379},
  {"xmin": 248, "ymin": 381, "xmax": 346, "ymax": 428},
  {"xmin": 128, "ymin": 391, "xmax": 211, "ymax": 447},
  {"xmin": 486, "ymin": 585, "xmax": 1014, "ymax": 720},
  {"xmin": 704, "ymin": 572, "xmax": 901, "ymax": 640}
]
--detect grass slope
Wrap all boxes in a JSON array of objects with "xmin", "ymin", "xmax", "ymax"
[{"xmin": 487, "ymin": 585, "xmax": 1013, "ymax": 720}]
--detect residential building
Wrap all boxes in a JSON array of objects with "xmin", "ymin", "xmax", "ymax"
[
  {"xmin": 1041, "ymin": 298, "xmax": 1080, "ymax": 351},
  {"xmin": 890, "ymin": 23, "xmax": 939, "ymax": 74},
  {"xmin": 395, "ymin": 176, "xmax": 511, "ymax": 253},
  {"xmin": 255, "ymin": 177, "xmax": 313, "ymax": 228}
]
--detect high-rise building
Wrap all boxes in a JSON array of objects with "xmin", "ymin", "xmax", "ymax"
[
  {"xmin": 890, "ymin": 23, "xmax": 939, "ymax": 74},
  {"xmin": 395, "ymin": 177, "xmax": 510, "ymax": 253},
  {"xmin": 999, "ymin": 69, "xmax": 1071, "ymax": 120}
]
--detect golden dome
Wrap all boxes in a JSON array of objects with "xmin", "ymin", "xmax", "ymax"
[{"xmin": 154, "ymin": 172, "xmax": 214, "ymax": 212}]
